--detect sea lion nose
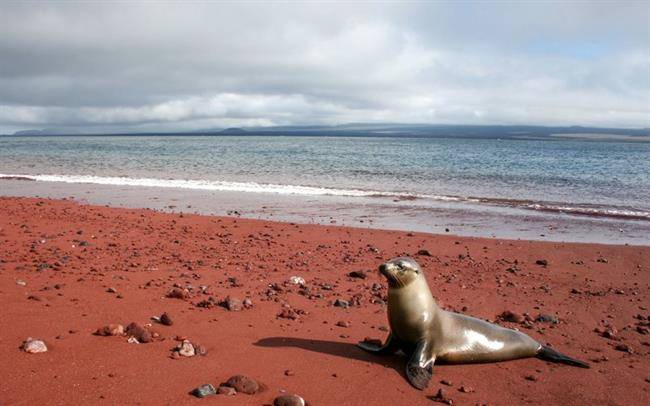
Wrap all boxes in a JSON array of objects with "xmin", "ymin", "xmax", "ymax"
[{"xmin": 378, "ymin": 263, "xmax": 390, "ymax": 277}]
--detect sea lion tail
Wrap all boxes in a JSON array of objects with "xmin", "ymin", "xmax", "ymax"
[{"xmin": 536, "ymin": 345, "xmax": 590, "ymax": 368}]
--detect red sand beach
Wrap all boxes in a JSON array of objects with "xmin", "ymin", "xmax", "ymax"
[{"xmin": 0, "ymin": 197, "xmax": 648, "ymax": 405}]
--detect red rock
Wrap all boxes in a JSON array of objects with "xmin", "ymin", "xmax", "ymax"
[
  {"xmin": 125, "ymin": 322, "xmax": 152, "ymax": 343},
  {"xmin": 223, "ymin": 296, "xmax": 243, "ymax": 311},
  {"xmin": 335, "ymin": 320, "xmax": 350, "ymax": 328},
  {"xmin": 160, "ymin": 312, "xmax": 173, "ymax": 326},
  {"xmin": 224, "ymin": 375, "xmax": 260, "ymax": 394},
  {"xmin": 166, "ymin": 288, "xmax": 190, "ymax": 300},
  {"xmin": 217, "ymin": 386, "xmax": 236, "ymax": 395},
  {"xmin": 274, "ymin": 394, "xmax": 306, "ymax": 406},
  {"xmin": 499, "ymin": 311, "xmax": 523, "ymax": 323},
  {"xmin": 94, "ymin": 324, "xmax": 125, "ymax": 336}
]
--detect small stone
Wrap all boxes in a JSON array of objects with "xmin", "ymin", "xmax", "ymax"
[
  {"xmin": 440, "ymin": 379, "xmax": 453, "ymax": 386},
  {"xmin": 223, "ymin": 296, "xmax": 243, "ymax": 311},
  {"xmin": 336, "ymin": 320, "xmax": 350, "ymax": 328},
  {"xmin": 430, "ymin": 388, "xmax": 453, "ymax": 405},
  {"xmin": 334, "ymin": 299, "xmax": 349, "ymax": 308},
  {"xmin": 125, "ymin": 322, "xmax": 152, "ymax": 343},
  {"xmin": 361, "ymin": 337, "xmax": 383, "ymax": 347},
  {"xmin": 106, "ymin": 287, "xmax": 117, "ymax": 293},
  {"xmin": 499, "ymin": 311, "xmax": 523, "ymax": 323},
  {"xmin": 217, "ymin": 386, "xmax": 236, "ymax": 395},
  {"xmin": 243, "ymin": 298, "xmax": 253, "ymax": 309},
  {"xmin": 160, "ymin": 312, "xmax": 173, "ymax": 326},
  {"xmin": 224, "ymin": 375, "xmax": 260, "ymax": 394},
  {"xmin": 274, "ymin": 394, "xmax": 306, "ymax": 406},
  {"xmin": 536, "ymin": 314, "xmax": 558, "ymax": 324},
  {"xmin": 417, "ymin": 249, "xmax": 432, "ymax": 256},
  {"xmin": 614, "ymin": 343, "xmax": 633, "ymax": 353},
  {"xmin": 525, "ymin": 375, "xmax": 537, "ymax": 381},
  {"xmin": 94, "ymin": 324, "xmax": 125, "ymax": 336},
  {"xmin": 284, "ymin": 369, "xmax": 295, "ymax": 376},
  {"xmin": 178, "ymin": 340, "xmax": 195, "ymax": 357},
  {"xmin": 22, "ymin": 338, "xmax": 47, "ymax": 353},
  {"xmin": 166, "ymin": 288, "xmax": 190, "ymax": 300},
  {"xmin": 288, "ymin": 276, "xmax": 305, "ymax": 285},
  {"xmin": 127, "ymin": 337, "xmax": 139, "ymax": 344},
  {"xmin": 535, "ymin": 259, "xmax": 548, "ymax": 266},
  {"xmin": 16, "ymin": 279, "xmax": 27, "ymax": 286},
  {"xmin": 348, "ymin": 270, "xmax": 367, "ymax": 279},
  {"xmin": 194, "ymin": 344, "xmax": 208, "ymax": 356},
  {"xmin": 458, "ymin": 385, "xmax": 474, "ymax": 393},
  {"xmin": 191, "ymin": 383, "xmax": 216, "ymax": 398}
]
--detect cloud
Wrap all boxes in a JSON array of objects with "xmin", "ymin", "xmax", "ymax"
[{"xmin": 0, "ymin": 1, "xmax": 648, "ymax": 133}]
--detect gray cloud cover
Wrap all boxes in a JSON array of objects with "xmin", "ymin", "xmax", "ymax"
[{"xmin": 0, "ymin": 1, "xmax": 648, "ymax": 133}]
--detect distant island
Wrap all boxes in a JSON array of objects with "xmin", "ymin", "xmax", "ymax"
[{"xmin": 4, "ymin": 123, "xmax": 650, "ymax": 141}]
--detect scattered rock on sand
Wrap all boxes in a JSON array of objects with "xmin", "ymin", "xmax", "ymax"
[
  {"xmin": 288, "ymin": 276, "xmax": 305, "ymax": 285},
  {"xmin": 430, "ymin": 388, "xmax": 453, "ymax": 404},
  {"xmin": 243, "ymin": 298, "xmax": 253, "ymax": 309},
  {"xmin": 535, "ymin": 259, "xmax": 548, "ymax": 266},
  {"xmin": 166, "ymin": 288, "xmax": 190, "ymax": 300},
  {"xmin": 499, "ymin": 310, "xmax": 523, "ymax": 323},
  {"xmin": 222, "ymin": 296, "xmax": 243, "ymax": 311},
  {"xmin": 417, "ymin": 249, "xmax": 432, "ymax": 256},
  {"xmin": 336, "ymin": 320, "xmax": 350, "ymax": 328},
  {"xmin": 176, "ymin": 340, "xmax": 196, "ymax": 357},
  {"xmin": 157, "ymin": 312, "xmax": 173, "ymax": 326},
  {"xmin": 94, "ymin": 324, "xmax": 125, "ymax": 336},
  {"xmin": 274, "ymin": 394, "xmax": 306, "ymax": 406},
  {"xmin": 348, "ymin": 270, "xmax": 367, "ymax": 279},
  {"xmin": 22, "ymin": 338, "xmax": 47, "ymax": 353},
  {"xmin": 217, "ymin": 386, "xmax": 236, "ymax": 395},
  {"xmin": 334, "ymin": 299, "xmax": 349, "ymax": 308},
  {"xmin": 191, "ymin": 383, "xmax": 217, "ymax": 398},
  {"xmin": 125, "ymin": 322, "xmax": 152, "ymax": 343},
  {"xmin": 535, "ymin": 313, "xmax": 558, "ymax": 324},
  {"xmin": 224, "ymin": 375, "xmax": 260, "ymax": 394}
]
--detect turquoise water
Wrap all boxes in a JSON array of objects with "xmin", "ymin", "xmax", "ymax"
[{"xmin": 1, "ymin": 135, "xmax": 649, "ymax": 220}]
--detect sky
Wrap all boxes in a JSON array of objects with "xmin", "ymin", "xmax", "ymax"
[{"xmin": 0, "ymin": 1, "xmax": 649, "ymax": 134}]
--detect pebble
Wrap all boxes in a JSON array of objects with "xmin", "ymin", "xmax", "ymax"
[
  {"xmin": 430, "ymin": 388, "xmax": 453, "ymax": 405},
  {"xmin": 243, "ymin": 298, "xmax": 253, "ymax": 309},
  {"xmin": 499, "ymin": 311, "xmax": 523, "ymax": 323},
  {"xmin": 22, "ymin": 338, "xmax": 47, "ymax": 354},
  {"xmin": 535, "ymin": 313, "xmax": 559, "ymax": 324},
  {"xmin": 336, "ymin": 320, "xmax": 350, "ymax": 328},
  {"xmin": 16, "ymin": 279, "xmax": 27, "ymax": 286},
  {"xmin": 274, "ymin": 394, "xmax": 306, "ymax": 406},
  {"xmin": 348, "ymin": 270, "xmax": 367, "ymax": 279},
  {"xmin": 334, "ymin": 299, "xmax": 349, "ymax": 308},
  {"xmin": 177, "ymin": 340, "xmax": 196, "ymax": 357},
  {"xmin": 535, "ymin": 259, "xmax": 548, "ymax": 266},
  {"xmin": 458, "ymin": 385, "xmax": 474, "ymax": 393},
  {"xmin": 223, "ymin": 296, "xmax": 243, "ymax": 311},
  {"xmin": 417, "ymin": 249, "xmax": 432, "ymax": 256},
  {"xmin": 160, "ymin": 312, "xmax": 173, "ymax": 326},
  {"xmin": 125, "ymin": 322, "xmax": 152, "ymax": 343},
  {"xmin": 284, "ymin": 369, "xmax": 295, "ymax": 376},
  {"xmin": 217, "ymin": 386, "xmax": 236, "ymax": 395},
  {"xmin": 106, "ymin": 287, "xmax": 117, "ymax": 293},
  {"xmin": 166, "ymin": 288, "xmax": 190, "ymax": 300},
  {"xmin": 224, "ymin": 375, "xmax": 260, "ymax": 394},
  {"xmin": 191, "ymin": 383, "xmax": 216, "ymax": 398},
  {"xmin": 288, "ymin": 276, "xmax": 305, "ymax": 285},
  {"xmin": 94, "ymin": 324, "xmax": 125, "ymax": 336}
]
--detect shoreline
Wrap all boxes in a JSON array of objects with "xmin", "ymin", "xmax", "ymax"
[
  {"xmin": 1, "ymin": 196, "xmax": 648, "ymax": 405},
  {"xmin": 2, "ymin": 179, "xmax": 649, "ymax": 246}
]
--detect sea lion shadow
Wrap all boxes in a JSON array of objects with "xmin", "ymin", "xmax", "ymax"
[{"xmin": 254, "ymin": 337, "xmax": 407, "ymax": 378}]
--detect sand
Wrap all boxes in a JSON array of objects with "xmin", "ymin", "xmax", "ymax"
[{"xmin": 0, "ymin": 197, "xmax": 648, "ymax": 405}]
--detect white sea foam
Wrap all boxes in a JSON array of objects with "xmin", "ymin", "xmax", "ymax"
[
  {"xmin": 2, "ymin": 173, "xmax": 648, "ymax": 220},
  {"xmin": 0, "ymin": 173, "xmax": 416, "ymax": 198}
]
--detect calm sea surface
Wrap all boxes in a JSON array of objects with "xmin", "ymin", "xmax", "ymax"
[{"xmin": 1, "ymin": 135, "xmax": 649, "ymax": 221}]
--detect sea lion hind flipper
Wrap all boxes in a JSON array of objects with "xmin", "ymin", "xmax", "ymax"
[
  {"xmin": 357, "ymin": 332, "xmax": 399, "ymax": 355},
  {"xmin": 536, "ymin": 345, "xmax": 590, "ymax": 368},
  {"xmin": 406, "ymin": 340, "xmax": 435, "ymax": 390}
]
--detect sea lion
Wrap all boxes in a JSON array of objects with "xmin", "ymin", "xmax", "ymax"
[{"xmin": 357, "ymin": 257, "xmax": 589, "ymax": 390}]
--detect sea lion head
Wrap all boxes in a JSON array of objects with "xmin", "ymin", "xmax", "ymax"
[{"xmin": 379, "ymin": 257, "xmax": 422, "ymax": 288}]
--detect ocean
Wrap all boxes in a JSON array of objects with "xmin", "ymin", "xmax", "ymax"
[{"xmin": 1, "ymin": 135, "xmax": 649, "ymax": 244}]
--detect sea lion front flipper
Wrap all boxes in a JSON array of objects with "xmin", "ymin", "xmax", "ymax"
[
  {"xmin": 406, "ymin": 340, "xmax": 435, "ymax": 390},
  {"xmin": 357, "ymin": 332, "xmax": 399, "ymax": 355}
]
